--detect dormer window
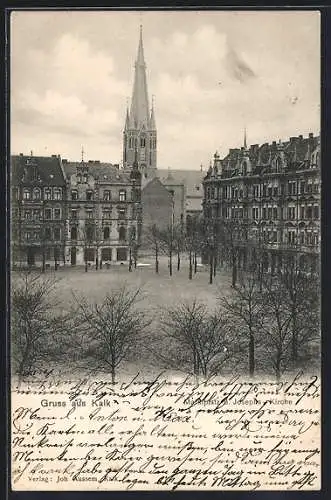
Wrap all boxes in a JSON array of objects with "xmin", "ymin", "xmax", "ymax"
[
  {"xmin": 44, "ymin": 188, "xmax": 52, "ymax": 200},
  {"xmin": 33, "ymin": 188, "xmax": 41, "ymax": 200},
  {"xmin": 23, "ymin": 188, "xmax": 31, "ymax": 200},
  {"xmin": 54, "ymin": 188, "xmax": 62, "ymax": 200}
]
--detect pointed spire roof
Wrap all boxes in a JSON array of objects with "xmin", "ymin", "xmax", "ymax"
[
  {"xmin": 150, "ymin": 95, "xmax": 156, "ymax": 130},
  {"xmin": 129, "ymin": 25, "xmax": 150, "ymax": 130},
  {"xmin": 244, "ymin": 127, "xmax": 247, "ymax": 149}
]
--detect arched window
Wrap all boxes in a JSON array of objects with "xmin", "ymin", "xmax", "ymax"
[
  {"xmin": 23, "ymin": 188, "xmax": 31, "ymax": 200},
  {"xmin": 119, "ymin": 190, "xmax": 126, "ymax": 202},
  {"xmin": 140, "ymin": 136, "xmax": 146, "ymax": 148},
  {"xmin": 103, "ymin": 190, "xmax": 111, "ymax": 201},
  {"xmin": 44, "ymin": 188, "xmax": 52, "ymax": 200},
  {"xmin": 33, "ymin": 188, "xmax": 41, "ymax": 200},
  {"xmin": 118, "ymin": 226, "xmax": 126, "ymax": 241},
  {"xmin": 103, "ymin": 227, "xmax": 110, "ymax": 240}
]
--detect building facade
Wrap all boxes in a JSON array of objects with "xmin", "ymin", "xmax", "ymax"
[
  {"xmin": 203, "ymin": 133, "xmax": 320, "ymax": 272},
  {"xmin": 11, "ymin": 154, "xmax": 67, "ymax": 269},
  {"xmin": 11, "ymin": 155, "xmax": 142, "ymax": 268}
]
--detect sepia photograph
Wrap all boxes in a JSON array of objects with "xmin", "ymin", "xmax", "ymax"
[{"xmin": 10, "ymin": 9, "xmax": 321, "ymax": 491}]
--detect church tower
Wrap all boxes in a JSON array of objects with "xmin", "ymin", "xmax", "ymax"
[{"xmin": 123, "ymin": 26, "xmax": 157, "ymax": 178}]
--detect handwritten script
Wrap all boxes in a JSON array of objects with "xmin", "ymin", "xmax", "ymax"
[{"xmin": 11, "ymin": 371, "xmax": 320, "ymax": 490}]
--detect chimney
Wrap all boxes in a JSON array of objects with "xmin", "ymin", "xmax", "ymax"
[
  {"xmin": 299, "ymin": 135, "xmax": 303, "ymax": 140},
  {"xmin": 62, "ymin": 159, "xmax": 68, "ymax": 164},
  {"xmin": 309, "ymin": 132, "xmax": 314, "ymax": 138},
  {"xmin": 19, "ymin": 153, "xmax": 23, "ymax": 156},
  {"xmin": 289, "ymin": 136, "xmax": 298, "ymax": 143}
]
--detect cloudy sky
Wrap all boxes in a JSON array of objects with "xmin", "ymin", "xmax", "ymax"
[{"xmin": 11, "ymin": 10, "xmax": 320, "ymax": 170}]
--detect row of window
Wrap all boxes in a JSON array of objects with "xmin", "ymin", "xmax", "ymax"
[
  {"xmin": 20, "ymin": 227, "xmax": 62, "ymax": 241},
  {"xmin": 251, "ymin": 229, "xmax": 319, "ymax": 246},
  {"xmin": 222, "ymin": 205, "xmax": 319, "ymax": 220},
  {"xmin": 70, "ymin": 207, "xmax": 131, "ymax": 219},
  {"xmin": 127, "ymin": 136, "xmax": 157, "ymax": 150},
  {"xmin": 71, "ymin": 189, "xmax": 131, "ymax": 202},
  {"xmin": 70, "ymin": 225, "xmax": 129, "ymax": 241},
  {"xmin": 15, "ymin": 187, "xmax": 63, "ymax": 201},
  {"xmin": 206, "ymin": 179, "xmax": 320, "ymax": 201}
]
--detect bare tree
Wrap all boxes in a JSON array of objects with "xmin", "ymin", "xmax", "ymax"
[
  {"xmin": 74, "ymin": 287, "xmax": 150, "ymax": 384},
  {"xmin": 160, "ymin": 300, "xmax": 231, "ymax": 377},
  {"xmin": 222, "ymin": 219, "xmax": 247, "ymax": 288},
  {"xmin": 259, "ymin": 276, "xmax": 293, "ymax": 380},
  {"xmin": 11, "ymin": 271, "xmax": 73, "ymax": 381},
  {"xmin": 145, "ymin": 224, "xmax": 163, "ymax": 274},
  {"xmin": 173, "ymin": 222, "xmax": 184, "ymax": 272},
  {"xmin": 219, "ymin": 272, "xmax": 264, "ymax": 376},
  {"xmin": 158, "ymin": 224, "xmax": 174, "ymax": 277},
  {"xmin": 81, "ymin": 223, "xmax": 95, "ymax": 272},
  {"xmin": 277, "ymin": 253, "xmax": 320, "ymax": 366}
]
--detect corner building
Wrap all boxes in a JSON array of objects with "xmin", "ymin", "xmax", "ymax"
[{"xmin": 203, "ymin": 133, "xmax": 320, "ymax": 272}]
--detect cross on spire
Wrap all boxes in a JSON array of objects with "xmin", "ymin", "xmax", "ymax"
[{"xmin": 81, "ymin": 145, "xmax": 85, "ymax": 163}]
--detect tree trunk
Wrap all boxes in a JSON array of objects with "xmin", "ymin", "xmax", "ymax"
[
  {"xmin": 189, "ymin": 250, "xmax": 193, "ymax": 280},
  {"xmin": 177, "ymin": 250, "xmax": 180, "ymax": 271},
  {"xmin": 213, "ymin": 251, "xmax": 217, "ymax": 277},
  {"xmin": 100, "ymin": 259, "xmax": 103, "ymax": 270},
  {"xmin": 42, "ymin": 250, "xmax": 46, "ymax": 273},
  {"xmin": 169, "ymin": 250, "xmax": 172, "ymax": 276},
  {"xmin": 249, "ymin": 329, "xmax": 255, "ymax": 376},
  {"xmin": 209, "ymin": 251, "xmax": 213, "ymax": 284},
  {"xmin": 194, "ymin": 253, "xmax": 197, "ymax": 274},
  {"xmin": 85, "ymin": 260, "xmax": 88, "ymax": 272},
  {"xmin": 155, "ymin": 248, "xmax": 159, "ymax": 274},
  {"xmin": 111, "ymin": 365, "xmax": 116, "ymax": 385},
  {"xmin": 291, "ymin": 311, "xmax": 298, "ymax": 364},
  {"xmin": 232, "ymin": 256, "xmax": 237, "ymax": 288},
  {"xmin": 95, "ymin": 255, "xmax": 99, "ymax": 270},
  {"xmin": 129, "ymin": 248, "xmax": 132, "ymax": 272}
]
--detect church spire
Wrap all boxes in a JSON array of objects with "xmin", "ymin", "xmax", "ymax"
[
  {"xmin": 129, "ymin": 25, "xmax": 150, "ymax": 129},
  {"xmin": 150, "ymin": 95, "xmax": 156, "ymax": 130},
  {"xmin": 124, "ymin": 99, "xmax": 130, "ymax": 130},
  {"xmin": 244, "ymin": 127, "xmax": 247, "ymax": 149}
]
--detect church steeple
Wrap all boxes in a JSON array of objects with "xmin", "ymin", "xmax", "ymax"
[
  {"xmin": 123, "ymin": 25, "xmax": 157, "ymax": 176},
  {"xmin": 129, "ymin": 25, "xmax": 150, "ymax": 130}
]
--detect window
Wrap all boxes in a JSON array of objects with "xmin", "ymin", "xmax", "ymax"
[
  {"xmin": 118, "ymin": 208, "xmax": 126, "ymax": 219},
  {"xmin": 71, "ymin": 190, "xmax": 78, "ymax": 200},
  {"xmin": 118, "ymin": 226, "xmax": 126, "ymax": 241},
  {"xmin": 25, "ymin": 232, "xmax": 31, "ymax": 241},
  {"xmin": 84, "ymin": 248, "xmax": 95, "ymax": 262},
  {"xmin": 77, "ymin": 174, "xmax": 82, "ymax": 183},
  {"xmin": 44, "ymin": 188, "xmax": 52, "ymax": 200},
  {"xmin": 300, "ymin": 232, "xmax": 305, "ymax": 244},
  {"xmin": 102, "ymin": 248, "xmax": 112, "ymax": 261},
  {"xmin": 86, "ymin": 210, "xmax": 94, "ymax": 219},
  {"xmin": 306, "ymin": 206, "xmax": 313, "ymax": 219},
  {"xmin": 288, "ymin": 207, "xmax": 296, "ymax": 220},
  {"xmin": 262, "ymin": 208, "xmax": 266, "ymax": 219},
  {"xmin": 273, "ymin": 207, "xmax": 278, "ymax": 219},
  {"xmin": 44, "ymin": 209, "xmax": 52, "ymax": 220},
  {"xmin": 86, "ymin": 226, "xmax": 94, "ymax": 241},
  {"xmin": 33, "ymin": 188, "xmax": 41, "ymax": 200},
  {"xmin": 103, "ymin": 190, "xmax": 111, "ymax": 201},
  {"xmin": 268, "ymin": 186, "xmax": 272, "ymax": 197},
  {"xmin": 86, "ymin": 190, "xmax": 93, "ymax": 201},
  {"xmin": 273, "ymin": 186, "xmax": 278, "ymax": 197},
  {"xmin": 54, "ymin": 227, "xmax": 61, "ymax": 240},
  {"xmin": 24, "ymin": 210, "xmax": 31, "ymax": 220},
  {"xmin": 119, "ymin": 190, "xmax": 126, "ymax": 202},
  {"xmin": 288, "ymin": 231, "xmax": 296, "ymax": 245},
  {"xmin": 140, "ymin": 136, "xmax": 146, "ymax": 148},
  {"xmin": 313, "ymin": 181, "xmax": 319, "ymax": 194},
  {"xmin": 268, "ymin": 207, "xmax": 272, "ymax": 220},
  {"xmin": 33, "ymin": 209, "xmax": 40, "ymax": 220},
  {"xmin": 307, "ymin": 180, "xmax": 313, "ymax": 194},
  {"xmin": 44, "ymin": 227, "xmax": 52, "ymax": 240},
  {"xmin": 300, "ymin": 181, "xmax": 306, "ymax": 194},
  {"xmin": 54, "ymin": 208, "xmax": 61, "ymax": 220},
  {"xmin": 71, "ymin": 209, "xmax": 77, "ymax": 220},
  {"xmin": 102, "ymin": 209, "xmax": 111, "ymax": 219},
  {"xmin": 34, "ymin": 231, "xmax": 39, "ymax": 240},
  {"xmin": 300, "ymin": 206, "xmax": 305, "ymax": 219},
  {"xmin": 288, "ymin": 181, "xmax": 297, "ymax": 196},
  {"xmin": 23, "ymin": 189, "xmax": 31, "ymax": 200},
  {"xmin": 313, "ymin": 205, "xmax": 319, "ymax": 219},
  {"xmin": 54, "ymin": 188, "xmax": 62, "ymax": 200},
  {"xmin": 252, "ymin": 207, "xmax": 259, "ymax": 219},
  {"xmin": 103, "ymin": 227, "xmax": 110, "ymax": 240},
  {"xmin": 253, "ymin": 185, "xmax": 259, "ymax": 198},
  {"xmin": 71, "ymin": 227, "xmax": 77, "ymax": 240},
  {"xmin": 83, "ymin": 174, "xmax": 88, "ymax": 183},
  {"xmin": 117, "ymin": 248, "xmax": 127, "ymax": 261}
]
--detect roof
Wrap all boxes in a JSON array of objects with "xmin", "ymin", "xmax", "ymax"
[
  {"xmin": 156, "ymin": 169, "xmax": 205, "ymax": 197},
  {"xmin": 11, "ymin": 155, "xmax": 66, "ymax": 186},
  {"xmin": 62, "ymin": 161, "xmax": 132, "ymax": 183}
]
